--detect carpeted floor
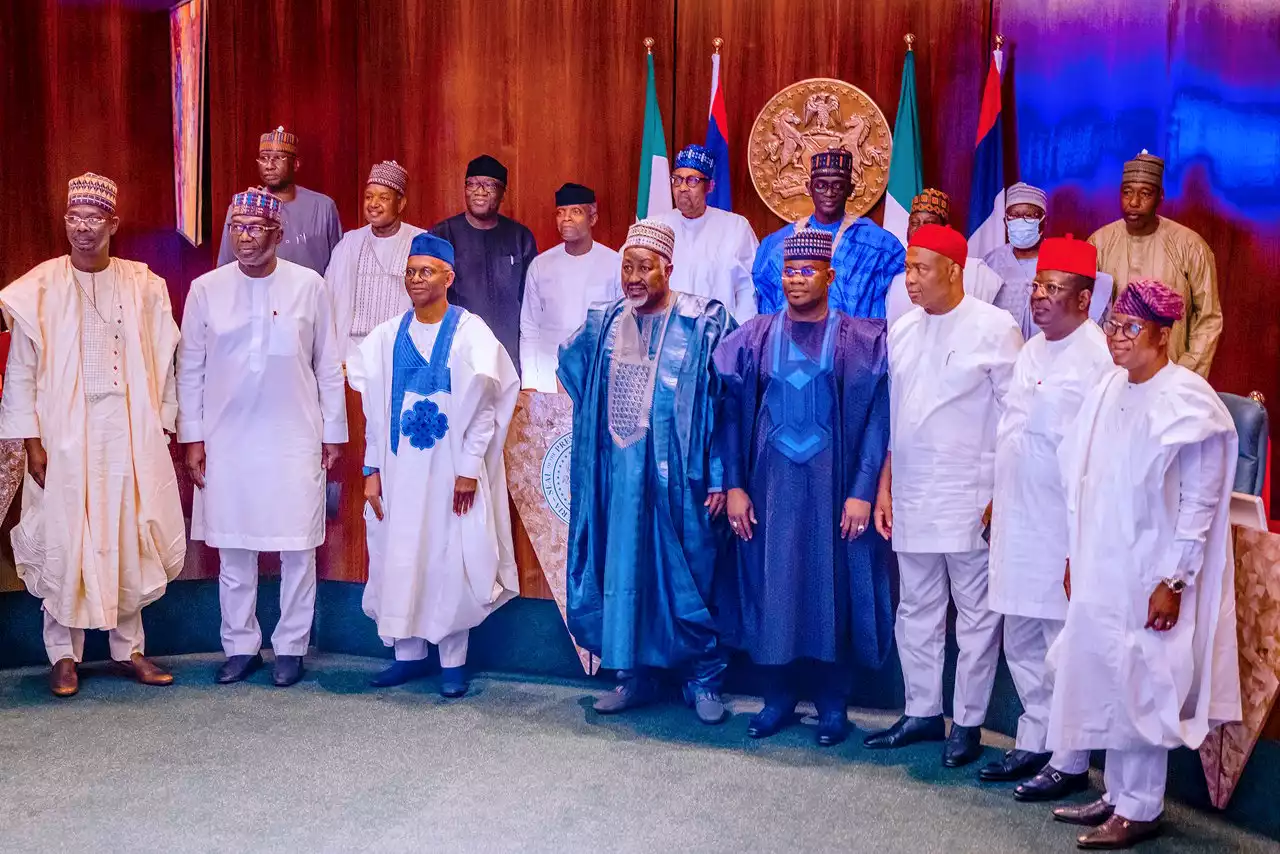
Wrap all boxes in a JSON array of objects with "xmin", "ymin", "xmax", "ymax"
[{"xmin": 0, "ymin": 654, "xmax": 1272, "ymax": 854}]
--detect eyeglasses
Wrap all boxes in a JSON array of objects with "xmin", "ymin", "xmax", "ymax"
[
  {"xmin": 405, "ymin": 267, "xmax": 444, "ymax": 282},
  {"xmin": 1030, "ymin": 280, "xmax": 1070, "ymax": 298},
  {"xmin": 783, "ymin": 265, "xmax": 822, "ymax": 277},
  {"xmin": 1102, "ymin": 318, "xmax": 1145, "ymax": 340},
  {"xmin": 64, "ymin": 214, "xmax": 108, "ymax": 227},
  {"xmin": 465, "ymin": 179, "xmax": 503, "ymax": 194},
  {"xmin": 229, "ymin": 223, "xmax": 279, "ymax": 238},
  {"xmin": 256, "ymin": 154, "xmax": 292, "ymax": 165},
  {"xmin": 670, "ymin": 175, "xmax": 709, "ymax": 188},
  {"xmin": 810, "ymin": 179, "xmax": 848, "ymax": 195}
]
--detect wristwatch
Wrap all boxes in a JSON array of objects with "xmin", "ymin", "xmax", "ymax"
[
  {"xmin": 362, "ymin": 466, "xmax": 379, "ymax": 477},
  {"xmin": 1161, "ymin": 577, "xmax": 1187, "ymax": 594}
]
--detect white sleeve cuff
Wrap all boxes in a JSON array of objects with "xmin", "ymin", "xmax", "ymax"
[
  {"xmin": 176, "ymin": 420, "xmax": 203, "ymax": 443},
  {"xmin": 455, "ymin": 452, "xmax": 484, "ymax": 480}
]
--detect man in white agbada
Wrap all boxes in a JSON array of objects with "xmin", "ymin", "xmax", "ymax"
[
  {"xmin": 656, "ymin": 144, "xmax": 758, "ymax": 322},
  {"xmin": 518, "ymin": 182, "xmax": 620, "ymax": 391},
  {"xmin": 349, "ymin": 232, "xmax": 519, "ymax": 697},
  {"xmin": 884, "ymin": 188, "xmax": 1004, "ymax": 328},
  {"xmin": 983, "ymin": 182, "xmax": 1111, "ymax": 338},
  {"xmin": 178, "ymin": 187, "xmax": 347, "ymax": 688},
  {"xmin": 979, "ymin": 236, "xmax": 1115, "ymax": 797},
  {"xmin": 323, "ymin": 160, "xmax": 425, "ymax": 365},
  {"xmin": 1046, "ymin": 278, "xmax": 1239, "ymax": 850},
  {"xmin": 865, "ymin": 223, "xmax": 1023, "ymax": 767},
  {"xmin": 0, "ymin": 173, "xmax": 185, "ymax": 697}
]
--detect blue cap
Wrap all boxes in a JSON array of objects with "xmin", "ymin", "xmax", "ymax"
[
  {"xmin": 409, "ymin": 232, "xmax": 455, "ymax": 267},
  {"xmin": 674, "ymin": 144, "xmax": 716, "ymax": 178}
]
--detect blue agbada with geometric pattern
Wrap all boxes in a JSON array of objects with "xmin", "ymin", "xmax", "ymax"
[
  {"xmin": 557, "ymin": 294, "xmax": 735, "ymax": 683},
  {"xmin": 712, "ymin": 309, "xmax": 894, "ymax": 668},
  {"xmin": 753, "ymin": 217, "xmax": 904, "ymax": 318},
  {"xmin": 390, "ymin": 306, "xmax": 459, "ymax": 455}
]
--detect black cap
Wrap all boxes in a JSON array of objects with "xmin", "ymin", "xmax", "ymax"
[
  {"xmin": 555, "ymin": 182, "xmax": 595, "ymax": 206},
  {"xmin": 466, "ymin": 154, "xmax": 507, "ymax": 184}
]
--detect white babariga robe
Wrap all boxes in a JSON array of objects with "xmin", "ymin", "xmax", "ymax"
[
  {"xmin": 988, "ymin": 320, "xmax": 1114, "ymax": 754},
  {"xmin": 323, "ymin": 221, "xmax": 426, "ymax": 365},
  {"xmin": 1047, "ymin": 363, "xmax": 1240, "ymax": 754},
  {"xmin": 0, "ymin": 257, "xmax": 185, "ymax": 638},
  {"xmin": 656, "ymin": 206, "xmax": 758, "ymax": 322},
  {"xmin": 888, "ymin": 294, "xmax": 1023, "ymax": 726},
  {"xmin": 518, "ymin": 240, "xmax": 621, "ymax": 392},
  {"xmin": 349, "ymin": 307, "xmax": 520, "ymax": 651},
  {"xmin": 885, "ymin": 257, "xmax": 1002, "ymax": 329},
  {"xmin": 177, "ymin": 259, "xmax": 348, "ymax": 550}
]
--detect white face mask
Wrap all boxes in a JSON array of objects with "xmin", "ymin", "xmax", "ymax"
[{"xmin": 1007, "ymin": 217, "xmax": 1043, "ymax": 249}]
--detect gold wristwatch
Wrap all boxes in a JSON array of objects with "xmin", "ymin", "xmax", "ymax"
[{"xmin": 1161, "ymin": 577, "xmax": 1187, "ymax": 594}]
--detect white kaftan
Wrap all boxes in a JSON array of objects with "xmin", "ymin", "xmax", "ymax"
[
  {"xmin": 989, "ymin": 322, "xmax": 1116, "ymax": 620},
  {"xmin": 1047, "ymin": 363, "xmax": 1240, "ymax": 752},
  {"xmin": 889, "ymin": 295, "xmax": 1023, "ymax": 554},
  {"xmin": 177, "ymin": 259, "xmax": 347, "ymax": 550},
  {"xmin": 656, "ymin": 207, "xmax": 758, "ymax": 322},
  {"xmin": 349, "ymin": 308, "xmax": 519, "ymax": 647},
  {"xmin": 519, "ymin": 241, "xmax": 621, "ymax": 392},
  {"xmin": 0, "ymin": 257, "xmax": 184, "ymax": 632},
  {"xmin": 323, "ymin": 221, "xmax": 425, "ymax": 364}
]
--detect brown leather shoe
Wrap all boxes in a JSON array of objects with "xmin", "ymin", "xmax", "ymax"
[
  {"xmin": 49, "ymin": 658, "xmax": 79, "ymax": 697},
  {"xmin": 1053, "ymin": 798, "xmax": 1115, "ymax": 827},
  {"xmin": 109, "ymin": 653, "xmax": 174, "ymax": 686},
  {"xmin": 1076, "ymin": 813, "xmax": 1162, "ymax": 849}
]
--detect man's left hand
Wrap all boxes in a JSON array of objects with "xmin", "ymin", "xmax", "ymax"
[
  {"xmin": 841, "ymin": 498, "xmax": 872, "ymax": 540},
  {"xmin": 1145, "ymin": 583, "xmax": 1182, "ymax": 632},
  {"xmin": 454, "ymin": 476, "xmax": 479, "ymax": 516},
  {"xmin": 322, "ymin": 443, "xmax": 343, "ymax": 470},
  {"xmin": 704, "ymin": 490, "xmax": 727, "ymax": 519}
]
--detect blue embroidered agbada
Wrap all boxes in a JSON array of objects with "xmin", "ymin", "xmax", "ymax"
[
  {"xmin": 712, "ymin": 310, "xmax": 893, "ymax": 668},
  {"xmin": 753, "ymin": 217, "xmax": 905, "ymax": 318},
  {"xmin": 557, "ymin": 293, "xmax": 734, "ymax": 683}
]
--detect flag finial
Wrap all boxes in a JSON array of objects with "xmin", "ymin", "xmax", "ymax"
[
  {"xmin": 995, "ymin": 33, "xmax": 1005, "ymax": 48},
  {"xmin": 712, "ymin": 37, "xmax": 723, "ymax": 55},
  {"xmin": 643, "ymin": 37, "xmax": 655, "ymax": 55},
  {"xmin": 904, "ymin": 33, "xmax": 915, "ymax": 51}
]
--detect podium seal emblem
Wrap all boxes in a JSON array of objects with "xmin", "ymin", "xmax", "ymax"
[{"xmin": 540, "ymin": 431, "xmax": 573, "ymax": 525}]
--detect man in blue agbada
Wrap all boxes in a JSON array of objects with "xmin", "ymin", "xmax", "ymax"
[
  {"xmin": 558, "ymin": 219, "xmax": 736, "ymax": 725},
  {"xmin": 753, "ymin": 148, "xmax": 904, "ymax": 318},
  {"xmin": 715, "ymin": 228, "xmax": 894, "ymax": 746}
]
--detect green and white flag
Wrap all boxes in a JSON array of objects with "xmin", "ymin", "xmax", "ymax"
[
  {"xmin": 885, "ymin": 41, "xmax": 922, "ymax": 246},
  {"xmin": 636, "ymin": 51, "xmax": 672, "ymax": 220}
]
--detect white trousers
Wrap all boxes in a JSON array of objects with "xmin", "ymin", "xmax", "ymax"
[
  {"xmin": 896, "ymin": 550, "xmax": 1003, "ymax": 727},
  {"xmin": 42, "ymin": 608, "xmax": 144, "ymax": 664},
  {"xmin": 1004, "ymin": 614, "xmax": 1087, "ymax": 777},
  {"xmin": 218, "ymin": 548, "xmax": 317, "ymax": 657},
  {"xmin": 1103, "ymin": 747, "xmax": 1167, "ymax": 822},
  {"xmin": 393, "ymin": 631, "xmax": 470, "ymax": 668}
]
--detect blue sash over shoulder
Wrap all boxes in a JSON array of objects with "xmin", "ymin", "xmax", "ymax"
[{"xmin": 389, "ymin": 306, "xmax": 460, "ymax": 455}]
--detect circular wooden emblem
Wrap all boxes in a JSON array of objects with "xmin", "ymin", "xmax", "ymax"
[{"xmin": 748, "ymin": 77, "xmax": 893, "ymax": 222}]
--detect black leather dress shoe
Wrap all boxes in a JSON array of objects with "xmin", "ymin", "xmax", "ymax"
[
  {"xmin": 816, "ymin": 711, "xmax": 849, "ymax": 747},
  {"xmin": 979, "ymin": 749, "xmax": 1051, "ymax": 782},
  {"xmin": 747, "ymin": 702, "xmax": 795, "ymax": 739},
  {"xmin": 273, "ymin": 655, "xmax": 305, "ymax": 687},
  {"xmin": 942, "ymin": 724, "xmax": 984, "ymax": 767},
  {"xmin": 862, "ymin": 714, "xmax": 946, "ymax": 749},
  {"xmin": 216, "ymin": 653, "xmax": 263, "ymax": 685},
  {"xmin": 1015, "ymin": 765, "xmax": 1091, "ymax": 802}
]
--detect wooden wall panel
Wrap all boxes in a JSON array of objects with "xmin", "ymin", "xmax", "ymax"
[
  {"xmin": 356, "ymin": 0, "xmax": 676, "ymax": 252},
  {"xmin": 674, "ymin": 0, "xmax": 994, "ymax": 237}
]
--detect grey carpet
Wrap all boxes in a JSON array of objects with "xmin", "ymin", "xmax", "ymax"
[{"xmin": 0, "ymin": 654, "xmax": 1272, "ymax": 854}]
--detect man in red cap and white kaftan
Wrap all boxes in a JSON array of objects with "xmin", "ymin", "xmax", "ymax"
[{"xmin": 863, "ymin": 224, "xmax": 1023, "ymax": 768}]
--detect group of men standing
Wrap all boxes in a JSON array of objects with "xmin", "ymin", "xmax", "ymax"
[{"xmin": 0, "ymin": 124, "xmax": 1239, "ymax": 850}]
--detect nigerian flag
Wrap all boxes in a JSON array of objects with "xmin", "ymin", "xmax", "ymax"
[
  {"xmin": 636, "ymin": 51, "xmax": 673, "ymax": 220},
  {"xmin": 885, "ymin": 40, "xmax": 922, "ymax": 247}
]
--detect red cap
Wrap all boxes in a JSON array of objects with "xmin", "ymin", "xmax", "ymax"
[
  {"xmin": 908, "ymin": 223, "xmax": 968, "ymax": 268},
  {"xmin": 1036, "ymin": 234, "xmax": 1096, "ymax": 278}
]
